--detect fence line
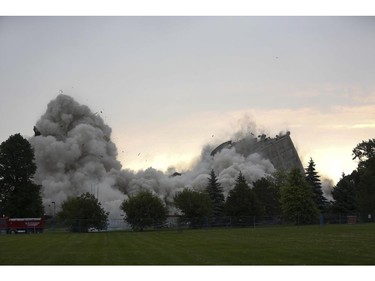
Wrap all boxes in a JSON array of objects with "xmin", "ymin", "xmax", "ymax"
[{"xmin": 41, "ymin": 212, "xmax": 372, "ymax": 233}]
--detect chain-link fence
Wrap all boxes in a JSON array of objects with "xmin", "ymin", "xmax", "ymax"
[
  {"xmin": 40, "ymin": 212, "xmax": 373, "ymax": 233},
  {"xmin": 43, "ymin": 218, "xmax": 131, "ymax": 233}
]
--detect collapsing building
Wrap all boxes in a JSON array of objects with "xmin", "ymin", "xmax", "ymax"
[{"xmin": 211, "ymin": 132, "xmax": 304, "ymax": 173}]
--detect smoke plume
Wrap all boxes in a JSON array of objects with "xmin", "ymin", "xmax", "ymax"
[
  {"xmin": 30, "ymin": 94, "xmax": 126, "ymax": 218},
  {"xmin": 31, "ymin": 94, "xmax": 276, "ymax": 218}
]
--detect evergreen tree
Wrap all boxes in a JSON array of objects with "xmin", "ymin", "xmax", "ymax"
[
  {"xmin": 225, "ymin": 172, "xmax": 261, "ymax": 217},
  {"xmin": 280, "ymin": 168, "xmax": 319, "ymax": 224},
  {"xmin": 305, "ymin": 158, "xmax": 327, "ymax": 211},
  {"xmin": 206, "ymin": 169, "xmax": 225, "ymax": 217},
  {"xmin": 0, "ymin": 134, "xmax": 44, "ymax": 217}
]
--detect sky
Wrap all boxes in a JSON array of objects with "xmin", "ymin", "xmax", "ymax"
[{"xmin": 1, "ymin": 16, "xmax": 375, "ymax": 184}]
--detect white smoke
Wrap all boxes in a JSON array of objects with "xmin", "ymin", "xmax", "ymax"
[
  {"xmin": 117, "ymin": 134, "xmax": 276, "ymax": 216},
  {"xmin": 31, "ymin": 94, "xmax": 276, "ymax": 218},
  {"xmin": 321, "ymin": 177, "xmax": 334, "ymax": 201}
]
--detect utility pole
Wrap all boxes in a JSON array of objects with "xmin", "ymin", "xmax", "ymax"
[
  {"xmin": 52, "ymin": 201, "xmax": 56, "ymax": 226},
  {"xmin": 51, "ymin": 201, "xmax": 56, "ymax": 217}
]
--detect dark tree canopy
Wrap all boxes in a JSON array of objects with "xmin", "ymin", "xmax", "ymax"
[
  {"xmin": 121, "ymin": 190, "xmax": 168, "ymax": 231},
  {"xmin": 0, "ymin": 134, "xmax": 44, "ymax": 217},
  {"xmin": 352, "ymin": 138, "xmax": 375, "ymax": 167},
  {"xmin": 225, "ymin": 172, "xmax": 261, "ymax": 217},
  {"xmin": 331, "ymin": 172, "xmax": 358, "ymax": 214},
  {"xmin": 173, "ymin": 189, "xmax": 212, "ymax": 226},
  {"xmin": 280, "ymin": 168, "xmax": 319, "ymax": 225},
  {"xmin": 305, "ymin": 158, "xmax": 327, "ymax": 211},
  {"xmin": 352, "ymin": 139, "xmax": 375, "ymax": 221},
  {"xmin": 356, "ymin": 157, "xmax": 375, "ymax": 221},
  {"xmin": 330, "ymin": 139, "xmax": 375, "ymax": 221},
  {"xmin": 206, "ymin": 169, "xmax": 225, "ymax": 217},
  {"xmin": 58, "ymin": 192, "xmax": 109, "ymax": 232},
  {"xmin": 252, "ymin": 176, "xmax": 281, "ymax": 216}
]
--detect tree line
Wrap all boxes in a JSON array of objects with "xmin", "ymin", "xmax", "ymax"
[
  {"xmin": 121, "ymin": 165, "xmax": 322, "ymax": 230},
  {"xmin": 119, "ymin": 138, "xmax": 375, "ymax": 230},
  {"xmin": 331, "ymin": 139, "xmax": 375, "ymax": 221},
  {"xmin": 1, "ymin": 133, "xmax": 374, "ymax": 232}
]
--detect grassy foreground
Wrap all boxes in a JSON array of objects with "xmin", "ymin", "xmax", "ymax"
[{"xmin": 0, "ymin": 224, "xmax": 374, "ymax": 265}]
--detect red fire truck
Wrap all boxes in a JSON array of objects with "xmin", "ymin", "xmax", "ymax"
[{"xmin": 0, "ymin": 217, "xmax": 45, "ymax": 234}]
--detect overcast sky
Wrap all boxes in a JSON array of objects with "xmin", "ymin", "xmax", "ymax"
[{"xmin": 1, "ymin": 16, "xmax": 374, "ymax": 183}]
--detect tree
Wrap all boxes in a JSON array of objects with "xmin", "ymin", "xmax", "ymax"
[
  {"xmin": 58, "ymin": 192, "xmax": 109, "ymax": 232},
  {"xmin": 280, "ymin": 168, "xmax": 319, "ymax": 225},
  {"xmin": 331, "ymin": 172, "xmax": 358, "ymax": 214},
  {"xmin": 252, "ymin": 176, "xmax": 281, "ymax": 216},
  {"xmin": 352, "ymin": 138, "xmax": 375, "ymax": 168},
  {"xmin": 356, "ymin": 157, "xmax": 375, "ymax": 221},
  {"xmin": 348, "ymin": 139, "xmax": 375, "ymax": 221},
  {"xmin": 305, "ymin": 158, "xmax": 327, "ymax": 211},
  {"xmin": 173, "ymin": 189, "xmax": 212, "ymax": 227},
  {"xmin": 121, "ymin": 190, "xmax": 168, "ymax": 231},
  {"xmin": 0, "ymin": 134, "xmax": 44, "ymax": 217},
  {"xmin": 206, "ymin": 169, "xmax": 225, "ymax": 217},
  {"xmin": 225, "ymin": 172, "xmax": 261, "ymax": 217}
]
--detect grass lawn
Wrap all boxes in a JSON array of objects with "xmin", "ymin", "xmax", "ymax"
[{"xmin": 0, "ymin": 223, "xmax": 374, "ymax": 265}]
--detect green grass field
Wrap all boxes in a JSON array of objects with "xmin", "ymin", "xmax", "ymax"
[{"xmin": 1, "ymin": 224, "xmax": 374, "ymax": 265}]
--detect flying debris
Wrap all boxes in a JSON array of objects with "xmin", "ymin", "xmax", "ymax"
[
  {"xmin": 33, "ymin": 126, "xmax": 41, "ymax": 136},
  {"xmin": 29, "ymin": 93, "xmax": 299, "ymax": 222},
  {"xmin": 210, "ymin": 140, "xmax": 233, "ymax": 156}
]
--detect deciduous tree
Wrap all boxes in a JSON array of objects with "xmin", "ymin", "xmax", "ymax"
[
  {"xmin": 58, "ymin": 192, "xmax": 109, "ymax": 232},
  {"xmin": 356, "ymin": 157, "xmax": 375, "ymax": 221},
  {"xmin": 0, "ymin": 134, "xmax": 44, "ymax": 217},
  {"xmin": 331, "ymin": 172, "xmax": 358, "ymax": 214},
  {"xmin": 252, "ymin": 176, "xmax": 281, "ymax": 216},
  {"xmin": 174, "ymin": 189, "xmax": 212, "ymax": 226},
  {"xmin": 352, "ymin": 138, "xmax": 375, "ymax": 168},
  {"xmin": 121, "ymin": 190, "xmax": 168, "ymax": 231}
]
